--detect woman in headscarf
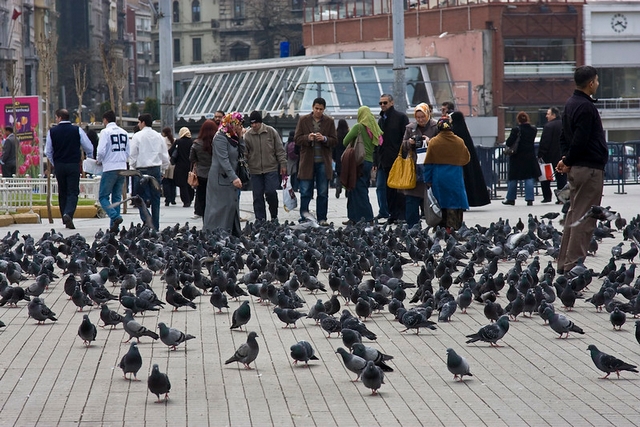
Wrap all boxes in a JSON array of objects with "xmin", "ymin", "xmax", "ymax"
[
  {"xmin": 341, "ymin": 106, "xmax": 382, "ymax": 225},
  {"xmin": 503, "ymin": 111, "xmax": 539, "ymax": 206},
  {"xmin": 423, "ymin": 116, "xmax": 470, "ymax": 231},
  {"xmin": 204, "ymin": 112, "xmax": 245, "ymax": 236},
  {"xmin": 173, "ymin": 127, "xmax": 194, "ymax": 207},
  {"xmin": 189, "ymin": 119, "xmax": 218, "ymax": 219},
  {"xmin": 401, "ymin": 103, "xmax": 438, "ymax": 229},
  {"xmin": 161, "ymin": 127, "xmax": 176, "ymax": 206}
]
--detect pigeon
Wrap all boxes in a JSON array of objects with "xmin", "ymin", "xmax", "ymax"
[
  {"xmin": 273, "ymin": 307, "xmax": 306, "ymax": 328},
  {"xmin": 119, "ymin": 342, "xmax": 143, "ymax": 380},
  {"xmin": 225, "ymin": 331, "xmax": 260, "ymax": 369},
  {"xmin": 351, "ymin": 343, "xmax": 394, "ymax": 372},
  {"xmin": 318, "ymin": 313, "xmax": 342, "ymax": 337},
  {"xmin": 569, "ymin": 206, "xmax": 618, "ymax": 227},
  {"xmin": 230, "ymin": 300, "xmax": 251, "ymax": 331},
  {"xmin": 610, "ymin": 307, "xmax": 626, "ymax": 330},
  {"xmin": 290, "ymin": 340, "xmax": 319, "ymax": 366},
  {"xmin": 165, "ymin": 285, "xmax": 196, "ymax": 310},
  {"xmin": 446, "ymin": 348, "xmax": 473, "ymax": 381},
  {"xmin": 27, "ymin": 297, "xmax": 57, "ymax": 324},
  {"xmin": 209, "ymin": 286, "xmax": 229, "ymax": 313},
  {"xmin": 587, "ymin": 344, "xmax": 638, "ymax": 379},
  {"xmin": 341, "ymin": 328, "xmax": 362, "ymax": 350},
  {"xmin": 77, "ymin": 314, "xmax": 97, "ymax": 347},
  {"xmin": 158, "ymin": 322, "xmax": 196, "ymax": 350},
  {"xmin": 361, "ymin": 360, "xmax": 385, "ymax": 395},
  {"xmin": 465, "ymin": 315, "xmax": 510, "ymax": 347},
  {"xmin": 99, "ymin": 304, "xmax": 124, "ymax": 328},
  {"xmin": 545, "ymin": 307, "xmax": 584, "ymax": 338},
  {"xmin": 122, "ymin": 309, "xmax": 159, "ymax": 343},
  {"xmin": 335, "ymin": 347, "xmax": 367, "ymax": 381},
  {"xmin": 148, "ymin": 364, "xmax": 171, "ymax": 403}
]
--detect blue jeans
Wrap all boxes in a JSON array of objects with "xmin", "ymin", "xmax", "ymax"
[
  {"xmin": 54, "ymin": 162, "xmax": 80, "ymax": 218},
  {"xmin": 251, "ymin": 171, "xmax": 280, "ymax": 221},
  {"xmin": 99, "ymin": 170, "xmax": 125, "ymax": 225},
  {"xmin": 347, "ymin": 161, "xmax": 374, "ymax": 222},
  {"xmin": 405, "ymin": 194, "xmax": 423, "ymax": 229},
  {"xmin": 506, "ymin": 178, "xmax": 535, "ymax": 201},
  {"xmin": 299, "ymin": 162, "xmax": 329, "ymax": 221},
  {"xmin": 375, "ymin": 167, "xmax": 389, "ymax": 218},
  {"xmin": 135, "ymin": 166, "xmax": 162, "ymax": 230}
]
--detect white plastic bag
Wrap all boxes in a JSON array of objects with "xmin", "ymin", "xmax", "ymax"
[
  {"xmin": 282, "ymin": 176, "xmax": 297, "ymax": 212},
  {"xmin": 424, "ymin": 187, "xmax": 442, "ymax": 227}
]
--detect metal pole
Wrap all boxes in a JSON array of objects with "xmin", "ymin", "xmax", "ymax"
[
  {"xmin": 392, "ymin": 0, "xmax": 407, "ymax": 113},
  {"xmin": 159, "ymin": 0, "xmax": 175, "ymax": 131}
]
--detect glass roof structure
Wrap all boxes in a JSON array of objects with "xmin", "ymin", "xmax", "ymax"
[{"xmin": 173, "ymin": 52, "xmax": 455, "ymax": 120}]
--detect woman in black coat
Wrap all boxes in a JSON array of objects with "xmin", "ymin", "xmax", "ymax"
[
  {"xmin": 503, "ymin": 111, "xmax": 539, "ymax": 206},
  {"xmin": 173, "ymin": 127, "xmax": 195, "ymax": 207}
]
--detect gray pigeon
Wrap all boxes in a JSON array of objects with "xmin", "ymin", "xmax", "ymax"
[
  {"xmin": 225, "ymin": 331, "xmax": 259, "ymax": 369},
  {"xmin": 273, "ymin": 307, "xmax": 306, "ymax": 328},
  {"xmin": 290, "ymin": 340, "xmax": 319, "ymax": 366},
  {"xmin": 158, "ymin": 322, "xmax": 196, "ymax": 350},
  {"xmin": 587, "ymin": 344, "xmax": 638, "ymax": 379},
  {"xmin": 119, "ymin": 342, "xmax": 143, "ymax": 380},
  {"xmin": 545, "ymin": 307, "xmax": 584, "ymax": 338},
  {"xmin": 335, "ymin": 347, "xmax": 367, "ymax": 381},
  {"xmin": 148, "ymin": 364, "xmax": 171, "ymax": 403},
  {"xmin": 122, "ymin": 309, "xmax": 159, "ymax": 343},
  {"xmin": 361, "ymin": 361, "xmax": 385, "ymax": 395},
  {"xmin": 99, "ymin": 304, "xmax": 124, "ymax": 328},
  {"xmin": 351, "ymin": 343, "xmax": 394, "ymax": 372},
  {"xmin": 27, "ymin": 297, "xmax": 57, "ymax": 324},
  {"xmin": 446, "ymin": 348, "xmax": 473, "ymax": 381},
  {"xmin": 209, "ymin": 286, "xmax": 229, "ymax": 313},
  {"xmin": 465, "ymin": 315, "xmax": 510, "ymax": 347},
  {"xmin": 230, "ymin": 300, "xmax": 251, "ymax": 331},
  {"xmin": 78, "ymin": 314, "xmax": 97, "ymax": 347}
]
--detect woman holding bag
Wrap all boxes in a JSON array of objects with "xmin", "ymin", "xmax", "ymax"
[
  {"xmin": 503, "ymin": 111, "xmax": 539, "ymax": 206},
  {"xmin": 189, "ymin": 119, "xmax": 217, "ymax": 219},
  {"xmin": 341, "ymin": 106, "xmax": 382, "ymax": 225},
  {"xmin": 204, "ymin": 112, "xmax": 245, "ymax": 236},
  {"xmin": 401, "ymin": 103, "xmax": 438, "ymax": 229},
  {"xmin": 423, "ymin": 116, "xmax": 470, "ymax": 231},
  {"xmin": 173, "ymin": 127, "xmax": 195, "ymax": 208}
]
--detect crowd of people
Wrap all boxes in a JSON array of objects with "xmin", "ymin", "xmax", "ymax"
[{"xmin": 22, "ymin": 72, "xmax": 605, "ymax": 244}]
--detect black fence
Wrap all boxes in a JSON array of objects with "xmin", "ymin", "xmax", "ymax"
[{"xmin": 477, "ymin": 141, "xmax": 640, "ymax": 199}]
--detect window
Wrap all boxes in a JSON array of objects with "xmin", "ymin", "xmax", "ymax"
[
  {"xmin": 234, "ymin": 0, "xmax": 244, "ymax": 19},
  {"xmin": 230, "ymin": 42, "xmax": 249, "ymax": 61},
  {"xmin": 172, "ymin": 1, "xmax": 179, "ymax": 23},
  {"xmin": 598, "ymin": 67, "xmax": 640, "ymax": 99},
  {"xmin": 192, "ymin": 1, "xmax": 200, "ymax": 22},
  {"xmin": 192, "ymin": 38, "xmax": 202, "ymax": 62},
  {"xmin": 153, "ymin": 40, "xmax": 159, "ymax": 64},
  {"xmin": 174, "ymin": 38, "xmax": 181, "ymax": 63}
]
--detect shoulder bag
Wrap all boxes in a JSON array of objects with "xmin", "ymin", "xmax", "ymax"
[
  {"xmin": 341, "ymin": 128, "xmax": 365, "ymax": 166},
  {"xmin": 504, "ymin": 126, "xmax": 521, "ymax": 156},
  {"xmin": 188, "ymin": 163, "xmax": 199, "ymax": 188},
  {"xmin": 236, "ymin": 155, "xmax": 251, "ymax": 191},
  {"xmin": 387, "ymin": 146, "xmax": 416, "ymax": 190}
]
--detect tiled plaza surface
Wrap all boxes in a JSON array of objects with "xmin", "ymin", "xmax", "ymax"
[{"xmin": 1, "ymin": 185, "xmax": 639, "ymax": 426}]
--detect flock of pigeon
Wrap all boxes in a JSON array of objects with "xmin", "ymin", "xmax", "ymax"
[{"xmin": 1, "ymin": 204, "xmax": 640, "ymax": 407}]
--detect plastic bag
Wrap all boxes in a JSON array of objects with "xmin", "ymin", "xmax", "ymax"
[
  {"xmin": 424, "ymin": 187, "xmax": 442, "ymax": 227},
  {"xmin": 282, "ymin": 176, "xmax": 297, "ymax": 212}
]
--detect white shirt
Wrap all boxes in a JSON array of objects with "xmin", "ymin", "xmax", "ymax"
[
  {"xmin": 97, "ymin": 122, "xmax": 130, "ymax": 172},
  {"xmin": 129, "ymin": 126, "xmax": 170, "ymax": 171}
]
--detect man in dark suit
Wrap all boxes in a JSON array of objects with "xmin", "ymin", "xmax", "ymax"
[
  {"xmin": 45, "ymin": 109, "xmax": 94, "ymax": 229},
  {"xmin": 375, "ymin": 94, "xmax": 409, "ymax": 223},
  {"xmin": 537, "ymin": 107, "xmax": 566, "ymax": 203}
]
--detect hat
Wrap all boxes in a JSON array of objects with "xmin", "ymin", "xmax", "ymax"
[
  {"xmin": 178, "ymin": 127, "xmax": 191, "ymax": 138},
  {"xmin": 249, "ymin": 111, "xmax": 263, "ymax": 124}
]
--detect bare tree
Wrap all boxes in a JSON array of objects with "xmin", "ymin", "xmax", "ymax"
[
  {"xmin": 115, "ymin": 65, "xmax": 128, "ymax": 125},
  {"xmin": 99, "ymin": 42, "xmax": 117, "ymax": 110},
  {"xmin": 247, "ymin": 0, "xmax": 302, "ymax": 58},
  {"xmin": 35, "ymin": 30, "xmax": 58, "ymax": 223},
  {"xmin": 73, "ymin": 63, "xmax": 88, "ymax": 123},
  {"xmin": 5, "ymin": 61, "xmax": 21, "ymax": 173}
]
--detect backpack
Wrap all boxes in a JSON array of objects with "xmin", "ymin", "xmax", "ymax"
[{"xmin": 287, "ymin": 140, "xmax": 299, "ymax": 161}]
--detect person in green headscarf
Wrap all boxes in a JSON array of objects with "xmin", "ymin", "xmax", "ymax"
[{"xmin": 341, "ymin": 106, "xmax": 383, "ymax": 225}]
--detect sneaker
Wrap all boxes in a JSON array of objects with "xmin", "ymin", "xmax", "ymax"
[{"xmin": 191, "ymin": 214, "xmax": 202, "ymax": 219}]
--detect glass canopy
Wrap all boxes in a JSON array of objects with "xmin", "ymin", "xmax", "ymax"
[{"xmin": 173, "ymin": 52, "xmax": 454, "ymax": 120}]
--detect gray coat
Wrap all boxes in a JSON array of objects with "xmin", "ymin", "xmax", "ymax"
[{"xmin": 204, "ymin": 132, "xmax": 243, "ymax": 236}]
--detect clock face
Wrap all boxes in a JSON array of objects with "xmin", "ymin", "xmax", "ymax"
[{"xmin": 611, "ymin": 13, "xmax": 628, "ymax": 33}]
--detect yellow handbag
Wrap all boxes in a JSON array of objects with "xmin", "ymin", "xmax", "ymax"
[{"xmin": 387, "ymin": 146, "xmax": 416, "ymax": 190}]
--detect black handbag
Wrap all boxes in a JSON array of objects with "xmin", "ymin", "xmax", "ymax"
[
  {"xmin": 236, "ymin": 156, "xmax": 251, "ymax": 190},
  {"xmin": 504, "ymin": 127, "xmax": 521, "ymax": 156}
]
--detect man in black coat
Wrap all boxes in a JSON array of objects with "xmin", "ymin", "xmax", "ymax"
[
  {"xmin": 537, "ymin": 107, "xmax": 566, "ymax": 203},
  {"xmin": 1, "ymin": 126, "xmax": 17, "ymax": 177},
  {"xmin": 375, "ymin": 94, "xmax": 409, "ymax": 223}
]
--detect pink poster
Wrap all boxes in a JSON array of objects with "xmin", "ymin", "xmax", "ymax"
[{"xmin": 0, "ymin": 96, "xmax": 41, "ymax": 177}]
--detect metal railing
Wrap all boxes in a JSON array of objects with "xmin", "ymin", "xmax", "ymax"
[{"xmin": 0, "ymin": 176, "xmax": 101, "ymax": 213}]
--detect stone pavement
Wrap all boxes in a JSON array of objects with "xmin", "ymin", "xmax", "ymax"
[{"xmin": 0, "ymin": 185, "xmax": 640, "ymax": 426}]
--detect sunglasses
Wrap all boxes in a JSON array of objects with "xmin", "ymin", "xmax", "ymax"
[{"xmin": 379, "ymin": 101, "xmax": 389, "ymax": 106}]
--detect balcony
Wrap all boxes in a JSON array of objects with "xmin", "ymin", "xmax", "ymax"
[
  {"xmin": 596, "ymin": 98, "xmax": 640, "ymax": 111},
  {"xmin": 504, "ymin": 61, "xmax": 575, "ymax": 77}
]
